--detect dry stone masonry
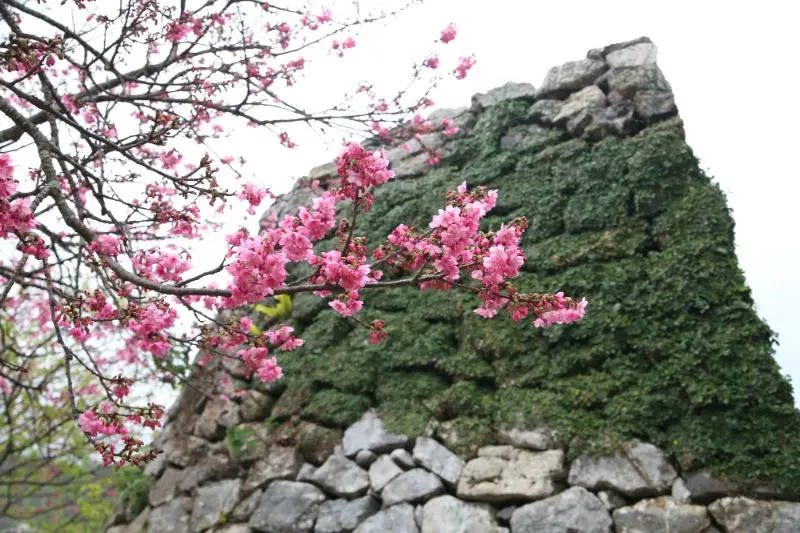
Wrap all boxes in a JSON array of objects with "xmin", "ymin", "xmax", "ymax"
[
  {"xmin": 108, "ymin": 409, "xmax": 800, "ymax": 533},
  {"xmin": 105, "ymin": 37, "xmax": 800, "ymax": 533}
]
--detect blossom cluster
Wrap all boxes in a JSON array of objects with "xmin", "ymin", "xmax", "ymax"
[{"xmin": 0, "ymin": 154, "xmax": 37, "ymax": 243}]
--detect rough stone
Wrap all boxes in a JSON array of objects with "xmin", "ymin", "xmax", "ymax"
[
  {"xmin": 355, "ymin": 449, "xmax": 377, "ymax": 468},
  {"xmin": 606, "ymin": 41, "xmax": 658, "ymax": 69},
  {"xmin": 191, "ymin": 479, "xmax": 242, "ymax": 532},
  {"xmin": 537, "ymin": 58, "xmax": 607, "ymax": 99},
  {"xmin": 231, "ymin": 488, "xmax": 262, "ymax": 521},
  {"xmin": 708, "ymin": 497, "xmax": 800, "ymax": 533},
  {"xmin": 315, "ymin": 495, "xmax": 380, "ymax": 533},
  {"xmin": 412, "ymin": 437, "xmax": 464, "ymax": 488},
  {"xmin": 682, "ymin": 470, "xmax": 739, "ymax": 503},
  {"xmin": 239, "ymin": 390, "xmax": 275, "ymax": 422},
  {"xmin": 587, "ymin": 37, "xmax": 654, "ymax": 59},
  {"xmin": 298, "ymin": 423, "xmax": 342, "ymax": 466},
  {"xmin": 126, "ymin": 508, "xmax": 149, "ymax": 533},
  {"xmin": 471, "ymin": 82, "xmax": 537, "ymax": 109},
  {"xmin": 390, "ymin": 449, "xmax": 416, "ymax": 469},
  {"xmin": 457, "ymin": 446, "xmax": 565, "ymax": 503},
  {"xmin": 421, "ymin": 495, "xmax": 505, "ymax": 533},
  {"xmin": 144, "ymin": 452, "xmax": 167, "ymax": 479},
  {"xmin": 342, "ymin": 412, "xmax": 408, "ymax": 457},
  {"xmin": 179, "ymin": 454, "xmax": 233, "ymax": 492},
  {"xmin": 381, "ymin": 468, "xmax": 445, "ymax": 507},
  {"xmin": 163, "ymin": 435, "xmax": 212, "ymax": 467},
  {"xmin": 389, "ymin": 152, "xmax": 430, "ymax": 179},
  {"xmin": 210, "ymin": 525, "xmax": 250, "ymax": 533},
  {"xmin": 598, "ymin": 490, "xmax": 628, "ymax": 511},
  {"xmin": 568, "ymin": 442, "xmax": 677, "ymax": 499},
  {"xmin": 195, "ymin": 399, "xmax": 241, "ymax": 440},
  {"xmin": 426, "ymin": 107, "xmax": 476, "ymax": 130},
  {"xmin": 296, "ymin": 463, "xmax": 317, "ymax": 483},
  {"xmin": 244, "ymin": 445, "xmax": 303, "ymax": 492},
  {"xmin": 501, "ymin": 124, "xmax": 562, "ymax": 152},
  {"xmin": 369, "ymin": 454, "xmax": 403, "ymax": 492},
  {"xmin": 496, "ymin": 506, "xmax": 515, "ymax": 525},
  {"xmin": 149, "ymin": 466, "xmax": 185, "ymax": 507},
  {"xmin": 527, "ymin": 99, "xmax": 562, "ymax": 125},
  {"xmin": 510, "ymin": 487, "xmax": 612, "ymax": 533},
  {"xmin": 613, "ymin": 497, "xmax": 710, "ymax": 533},
  {"xmin": 553, "ymin": 85, "xmax": 607, "ymax": 136},
  {"xmin": 496, "ymin": 427, "xmax": 557, "ymax": 451},
  {"xmin": 148, "ymin": 497, "xmax": 191, "ymax": 533},
  {"xmin": 228, "ymin": 422, "xmax": 270, "ymax": 463},
  {"xmin": 414, "ymin": 505, "xmax": 423, "ymax": 527},
  {"xmin": 671, "ymin": 478, "xmax": 692, "ymax": 504},
  {"xmin": 307, "ymin": 161, "xmax": 338, "ymax": 180},
  {"xmin": 310, "ymin": 454, "xmax": 370, "ymax": 499},
  {"xmin": 249, "ymin": 481, "xmax": 326, "ymax": 533},
  {"xmin": 607, "ymin": 64, "xmax": 675, "ymax": 120},
  {"xmin": 353, "ymin": 503, "xmax": 418, "ymax": 533}
]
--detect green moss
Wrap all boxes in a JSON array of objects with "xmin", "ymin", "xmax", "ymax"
[
  {"xmin": 380, "ymin": 401, "xmax": 434, "ymax": 437},
  {"xmin": 298, "ymin": 423, "xmax": 342, "ymax": 465},
  {"xmin": 375, "ymin": 371, "xmax": 450, "ymax": 404},
  {"xmin": 302, "ymin": 389, "xmax": 372, "ymax": 429},
  {"xmin": 437, "ymin": 417, "xmax": 495, "ymax": 457},
  {"xmin": 115, "ymin": 467, "xmax": 151, "ymax": 519}
]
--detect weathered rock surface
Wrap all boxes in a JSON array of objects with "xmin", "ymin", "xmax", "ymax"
[
  {"xmin": 147, "ymin": 498, "xmax": 191, "ymax": 533},
  {"xmin": 568, "ymin": 442, "xmax": 677, "ymax": 498},
  {"xmin": 537, "ymin": 58, "xmax": 607, "ymax": 99},
  {"xmin": 390, "ymin": 448, "xmax": 416, "ymax": 469},
  {"xmin": 240, "ymin": 390, "xmax": 276, "ymax": 422},
  {"xmin": 510, "ymin": 487, "xmax": 612, "ymax": 533},
  {"xmin": 708, "ymin": 497, "xmax": 800, "ymax": 533},
  {"xmin": 682, "ymin": 471, "xmax": 739, "ymax": 503},
  {"xmin": 243, "ymin": 445, "xmax": 303, "ymax": 492},
  {"xmin": 421, "ymin": 495, "xmax": 506, "ymax": 533},
  {"xmin": 342, "ymin": 412, "xmax": 408, "ymax": 457},
  {"xmin": 472, "ymin": 82, "xmax": 537, "ymax": 109},
  {"xmin": 412, "ymin": 437, "xmax": 464, "ymax": 488},
  {"xmin": 353, "ymin": 503, "xmax": 418, "ymax": 533},
  {"xmin": 179, "ymin": 454, "xmax": 232, "ymax": 492},
  {"xmin": 496, "ymin": 427, "xmax": 557, "ymax": 451},
  {"xmin": 381, "ymin": 469, "xmax": 445, "ymax": 507},
  {"xmin": 231, "ymin": 488, "xmax": 261, "ymax": 521},
  {"xmin": 607, "ymin": 64, "xmax": 675, "ymax": 120},
  {"xmin": 606, "ymin": 41, "xmax": 658, "ymax": 69},
  {"xmin": 553, "ymin": 85, "xmax": 607, "ymax": 136},
  {"xmin": 249, "ymin": 481, "xmax": 326, "ymax": 533},
  {"xmin": 612, "ymin": 497, "xmax": 710, "ymax": 533},
  {"xmin": 315, "ymin": 496, "xmax": 380, "ymax": 533},
  {"xmin": 457, "ymin": 446, "xmax": 565, "ymax": 503},
  {"xmin": 150, "ymin": 467, "xmax": 185, "ymax": 507},
  {"xmin": 195, "ymin": 399, "xmax": 240, "ymax": 440},
  {"xmin": 369, "ymin": 454, "xmax": 403, "ymax": 492},
  {"xmin": 190, "ymin": 479, "xmax": 241, "ymax": 532},
  {"xmin": 310, "ymin": 455, "xmax": 370, "ymax": 499}
]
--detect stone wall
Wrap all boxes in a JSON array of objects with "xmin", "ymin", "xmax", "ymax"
[
  {"xmin": 108, "ymin": 410, "xmax": 800, "ymax": 533},
  {"xmin": 105, "ymin": 37, "xmax": 800, "ymax": 533}
]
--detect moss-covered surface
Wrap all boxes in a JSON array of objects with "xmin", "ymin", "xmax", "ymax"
[{"xmin": 255, "ymin": 101, "xmax": 800, "ymax": 495}]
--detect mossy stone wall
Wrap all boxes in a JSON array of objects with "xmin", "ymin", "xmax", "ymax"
[{"xmin": 269, "ymin": 95, "xmax": 800, "ymax": 494}]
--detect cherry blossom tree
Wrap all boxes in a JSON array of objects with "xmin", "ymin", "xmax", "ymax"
[{"xmin": 0, "ymin": 0, "xmax": 586, "ymax": 479}]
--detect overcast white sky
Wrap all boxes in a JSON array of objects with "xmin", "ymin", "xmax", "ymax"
[{"xmin": 209, "ymin": 0, "xmax": 800, "ymax": 400}]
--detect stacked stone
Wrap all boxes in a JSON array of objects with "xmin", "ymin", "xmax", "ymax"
[
  {"xmin": 374, "ymin": 36, "xmax": 676, "ymax": 182},
  {"xmin": 109, "ymin": 410, "xmax": 800, "ymax": 533},
  {"xmin": 104, "ymin": 37, "xmax": 800, "ymax": 533}
]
